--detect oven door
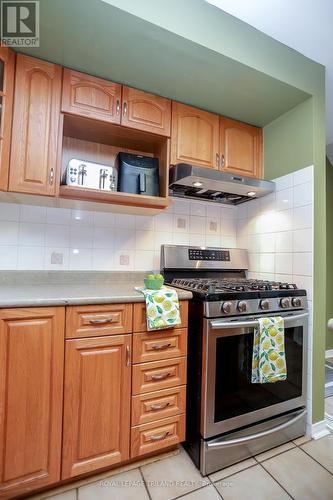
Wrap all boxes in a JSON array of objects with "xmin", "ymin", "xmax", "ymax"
[{"xmin": 201, "ymin": 311, "xmax": 308, "ymax": 439}]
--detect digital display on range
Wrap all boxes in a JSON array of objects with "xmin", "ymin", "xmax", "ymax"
[{"xmin": 188, "ymin": 249, "xmax": 230, "ymax": 261}]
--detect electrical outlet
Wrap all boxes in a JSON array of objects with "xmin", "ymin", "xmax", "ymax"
[
  {"xmin": 51, "ymin": 252, "xmax": 63, "ymax": 265},
  {"xmin": 119, "ymin": 254, "xmax": 130, "ymax": 266},
  {"xmin": 177, "ymin": 217, "xmax": 186, "ymax": 229},
  {"xmin": 209, "ymin": 221, "xmax": 218, "ymax": 232}
]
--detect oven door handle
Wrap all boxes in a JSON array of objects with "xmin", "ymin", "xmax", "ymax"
[
  {"xmin": 206, "ymin": 409, "xmax": 306, "ymax": 449},
  {"xmin": 209, "ymin": 312, "xmax": 308, "ymax": 330}
]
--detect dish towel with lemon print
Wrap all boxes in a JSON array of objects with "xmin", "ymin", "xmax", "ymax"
[
  {"xmin": 251, "ymin": 316, "xmax": 287, "ymax": 384},
  {"xmin": 135, "ymin": 286, "xmax": 181, "ymax": 331}
]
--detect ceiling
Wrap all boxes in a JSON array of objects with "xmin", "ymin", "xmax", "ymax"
[
  {"xmin": 206, "ymin": 0, "xmax": 333, "ymax": 158},
  {"xmin": 17, "ymin": 0, "xmax": 309, "ymax": 128}
]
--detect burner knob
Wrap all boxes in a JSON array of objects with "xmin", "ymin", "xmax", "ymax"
[
  {"xmin": 292, "ymin": 297, "xmax": 302, "ymax": 308},
  {"xmin": 259, "ymin": 299, "xmax": 270, "ymax": 310},
  {"xmin": 280, "ymin": 297, "xmax": 291, "ymax": 309},
  {"xmin": 221, "ymin": 301, "xmax": 232, "ymax": 314},
  {"xmin": 237, "ymin": 301, "xmax": 247, "ymax": 313}
]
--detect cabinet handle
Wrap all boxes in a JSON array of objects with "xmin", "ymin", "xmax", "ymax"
[
  {"xmin": 220, "ymin": 154, "xmax": 225, "ymax": 168},
  {"xmin": 150, "ymin": 372, "xmax": 171, "ymax": 381},
  {"xmin": 126, "ymin": 345, "xmax": 131, "ymax": 366},
  {"xmin": 151, "ymin": 343, "xmax": 172, "ymax": 351},
  {"xmin": 149, "ymin": 402, "xmax": 170, "ymax": 411},
  {"xmin": 89, "ymin": 318, "xmax": 114, "ymax": 325},
  {"xmin": 149, "ymin": 431, "xmax": 170, "ymax": 442},
  {"xmin": 123, "ymin": 102, "xmax": 127, "ymax": 116},
  {"xmin": 49, "ymin": 168, "xmax": 54, "ymax": 185},
  {"xmin": 216, "ymin": 153, "xmax": 220, "ymax": 168},
  {"xmin": 116, "ymin": 99, "xmax": 120, "ymax": 115}
]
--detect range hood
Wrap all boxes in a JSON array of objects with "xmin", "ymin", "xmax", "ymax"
[{"xmin": 169, "ymin": 164, "xmax": 275, "ymax": 205}]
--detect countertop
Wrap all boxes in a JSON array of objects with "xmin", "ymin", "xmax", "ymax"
[{"xmin": 0, "ymin": 271, "xmax": 192, "ymax": 308}]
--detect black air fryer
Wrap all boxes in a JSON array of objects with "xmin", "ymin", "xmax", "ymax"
[{"xmin": 117, "ymin": 153, "xmax": 159, "ymax": 196}]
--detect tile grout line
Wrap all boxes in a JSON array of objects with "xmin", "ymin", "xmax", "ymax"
[
  {"xmin": 258, "ymin": 460, "xmax": 296, "ymax": 500},
  {"xmin": 138, "ymin": 467, "xmax": 153, "ymax": 500}
]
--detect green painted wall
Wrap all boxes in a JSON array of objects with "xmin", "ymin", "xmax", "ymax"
[
  {"xmin": 326, "ymin": 159, "xmax": 333, "ymax": 350},
  {"xmin": 264, "ymin": 99, "xmax": 314, "ymax": 180}
]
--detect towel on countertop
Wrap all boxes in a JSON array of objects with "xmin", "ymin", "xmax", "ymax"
[
  {"xmin": 251, "ymin": 316, "xmax": 287, "ymax": 384},
  {"xmin": 135, "ymin": 286, "xmax": 181, "ymax": 331}
]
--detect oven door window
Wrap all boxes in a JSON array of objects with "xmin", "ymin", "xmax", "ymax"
[{"xmin": 214, "ymin": 326, "xmax": 303, "ymax": 422}]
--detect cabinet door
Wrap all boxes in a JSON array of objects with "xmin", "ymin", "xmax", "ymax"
[
  {"xmin": 62, "ymin": 335, "xmax": 131, "ymax": 478},
  {"xmin": 62, "ymin": 68, "xmax": 122, "ymax": 124},
  {"xmin": 9, "ymin": 54, "xmax": 62, "ymax": 195},
  {"xmin": 0, "ymin": 47, "xmax": 15, "ymax": 191},
  {"xmin": 121, "ymin": 86, "xmax": 171, "ymax": 136},
  {"xmin": 171, "ymin": 102, "xmax": 219, "ymax": 169},
  {"xmin": 220, "ymin": 117, "xmax": 262, "ymax": 178},
  {"xmin": 0, "ymin": 307, "xmax": 65, "ymax": 498}
]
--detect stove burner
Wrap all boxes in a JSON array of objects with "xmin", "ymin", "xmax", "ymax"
[{"xmin": 171, "ymin": 278, "xmax": 298, "ymax": 294}]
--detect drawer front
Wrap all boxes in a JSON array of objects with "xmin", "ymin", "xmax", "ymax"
[
  {"xmin": 133, "ymin": 328, "xmax": 187, "ymax": 364},
  {"xmin": 132, "ymin": 386, "xmax": 186, "ymax": 426},
  {"xmin": 131, "ymin": 414, "xmax": 185, "ymax": 457},
  {"xmin": 132, "ymin": 357, "xmax": 187, "ymax": 395},
  {"xmin": 133, "ymin": 300, "xmax": 188, "ymax": 333},
  {"xmin": 66, "ymin": 304, "xmax": 133, "ymax": 339}
]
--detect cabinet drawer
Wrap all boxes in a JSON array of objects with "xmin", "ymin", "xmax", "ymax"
[
  {"xmin": 132, "ymin": 386, "xmax": 186, "ymax": 426},
  {"xmin": 133, "ymin": 301, "xmax": 188, "ymax": 333},
  {"xmin": 132, "ymin": 357, "xmax": 187, "ymax": 395},
  {"xmin": 131, "ymin": 414, "xmax": 185, "ymax": 458},
  {"xmin": 66, "ymin": 304, "xmax": 133, "ymax": 339},
  {"xmin": 133, "ymin": 328, "xmax": 187, "ymax": 363}
]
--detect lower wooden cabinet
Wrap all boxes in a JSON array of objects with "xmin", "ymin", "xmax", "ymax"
[
  {"xmin": 0, "ymin": 307, "xmax": 65, "ymax": 499},
  {"xmin": 62, "ymin": 334, "xmax": 132, "ymax": 478},
  {"xmin": 132, "ymin": 386, "xmax": 186, "ymax": 426}
]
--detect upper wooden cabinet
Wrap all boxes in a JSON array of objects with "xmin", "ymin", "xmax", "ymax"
[
  {"xmin": 8, "ymin": 54, "xmax": 62, "ymax": 196},
  {"xmin": 62, "ymin": 68, "xmax": 122, "ymax": 124},
  {"xmin": 220, "ymin": 117, "xmax": 262, "ymax": 178},
  {"xmin": 0, "ymin": 47, "xmax": 15, "ymax": 192},
  {"xmin": 62, "ymin": 334, "xmax": 131, "ymax": 478},
  {"xmin": 121, "ymin": 87, "xmax": 171, "ymax": 136},
  {"xmin": 0, "ymin": 307, "xmax": 65, "ymax": 499},
  {"xmin": 170, "ymin": 102, "xmax": 220, "ymax": 169}
]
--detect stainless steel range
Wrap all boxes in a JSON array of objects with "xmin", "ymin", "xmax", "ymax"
[{"xmin": 161, "ymin": 245, "xmax": 308, "ymax": 475}]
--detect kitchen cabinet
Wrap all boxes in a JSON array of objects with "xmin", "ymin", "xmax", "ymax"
[
  {"xmin": 62, "ymin": 70, "xmax": 171, "ymax": 136},
  {"xmin": 62, "ymin": 68, "xmax": 122, "ymax": 124},
  {"xmin": 121, "ymin": 87, "xmax": 171, "ymax": 136},
  {"xmin": 133, "ymin": 300, "xmax": 188, "ymax": 332},
  {"xmin": 8, "ymin": 54, "xmax": 62, "ymax": 196},
  {"xmin": 62, "ymin": 334, "xmax": 132, "ymax": 478},
  {"xmin": 219, "ymin": 117, "xmax": 262, "ymax": 178},
  {"xmin": 170, "ymin": 102, "xmax": 220, "ymax": 169},
  {"xmin": 0, "ymin": 307, "xmax": 65, "ymax": 499},
  {"xmin": 0, "ymin": 47, "xmax": 15, "ymax": 191}
]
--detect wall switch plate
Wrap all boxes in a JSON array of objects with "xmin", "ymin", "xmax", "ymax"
[
  {"xmin": 209, "ymin": 221, "xmax": 218, "ymax": 232},
  {"xmin": 119, "ymin": 254, "xmax": 130, "ymax": 266},
  {"xmin": 51, "ymin": 252, "xmax": 63, "ymax": 265}
]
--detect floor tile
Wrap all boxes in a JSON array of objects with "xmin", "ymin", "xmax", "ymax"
[
  {"xmin": 255, "ymin": 441, "xmax": 296, "ymax": 462},
  {"xmin": 209, "ymin": 457, "xmax": 256, "ymax": 482},
  {"xmin": 301, "ymin": 435, "xmax": 333, "ymax": 473},
  {"xmin": 141, "ymin": 447, "xmax": 208, "ymax": 500},
  {"xmin": 180, "ymin": 485, "xmax": 222, "ymax": 499},
  {"xmin": 292, "ymin": 434, "xmax": 311, "ymax": 446},
  {"xmin": 262, "ymin": 447, "xmax": 333, "ymax": 500},
  {"xmin": 78, "ymin": 468, "xmax": 149, "ymax": 500},
  {"xmin": 43, "ymin": 491, "xmax": 77, "ymax": 500},
  {"xmin": 214, "ymin": 464, "xmax": 290, "ymax": 500}
]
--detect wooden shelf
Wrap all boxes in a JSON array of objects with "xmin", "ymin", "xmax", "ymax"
[{"xmin": 59, "ymin": 185, "xmax": 170, "ymax": 210}]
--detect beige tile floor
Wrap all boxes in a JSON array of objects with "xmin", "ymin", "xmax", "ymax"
[
  {"xmin": 325, "ymin": 395, "xmax": 333, "ymax": 416},
  {"xmin": 36, "ymin": 434, "xmax": 333, "ymax": 500}
]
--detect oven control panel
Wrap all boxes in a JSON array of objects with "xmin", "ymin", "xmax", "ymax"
[{"xmin": 188, "ymin": 249, "xmax": 230, "ymax": 261}]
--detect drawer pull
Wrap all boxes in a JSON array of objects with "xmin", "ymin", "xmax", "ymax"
[
  {"xmin": 150, "ymin": 372, "xmax": 171, "ymax": 381},
  {"xmin": 89, "ymin": 318, "xmax": 114, "ymax": 325},
  {"xmin": 149, "ymin": 431, "xmax": 170, "ymax": 442},
  {"xmin": 151, "ymin": 343, "xmax": 172, "ymax": 351},
  {"xmin": 149, "ymin": 402, "xmax": 170, "ymax": 411}
]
